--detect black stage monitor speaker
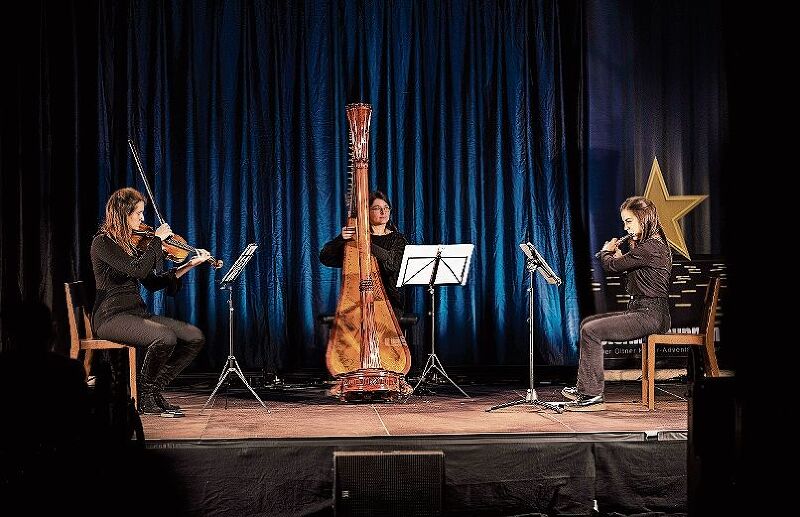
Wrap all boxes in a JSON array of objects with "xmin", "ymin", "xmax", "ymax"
[{"xmin": 334, "ymin": 450, "xmax": 444, "ymax": 516}]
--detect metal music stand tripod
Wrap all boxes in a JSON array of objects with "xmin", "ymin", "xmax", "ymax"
[
  {"xmin": 486, "ymin": 242, "xmax": 564, "ymax": 413},
  {"xmin": 398, "ymin": 244, "xmax": 475, "ymax": 398},
  {"xmin": 202, "ymin": 243, "xmax": 268, "ymax": 411}
]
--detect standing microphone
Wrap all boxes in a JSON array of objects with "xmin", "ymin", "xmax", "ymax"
[{"xmin": 595, "ymin": 234, "xmax": 633, "ymax": 258}]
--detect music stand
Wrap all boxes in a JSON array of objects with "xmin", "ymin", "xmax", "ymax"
[
  {"xmin": 397, "ymin": 244, "xmax": 474, "ymax": 398},
  {"xmin": 486, "ymin": 241, "xmax": 564, "ymax": 413},
  {"xmin": 202, "ymin": 243, "xmax": 268, "ymax": 411}
]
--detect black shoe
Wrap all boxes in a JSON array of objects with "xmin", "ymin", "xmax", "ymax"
[
  {"xmin": 561, "ymin": 386, "xmax": 579, "ymax": 401},
  {"xmin": 155, "ymin": 392, "xmax": 183, "ymax": 413},
  {"xmin": 564, "ymin": 393, "xmax": 606, "ymax": 412}
]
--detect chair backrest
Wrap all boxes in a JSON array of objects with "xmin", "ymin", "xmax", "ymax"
[
  {"xmin": 64, "ymin": 281, "xmax": 94, "ymax": 359},
  {"xmin": 698, "ymin": 277, "xmax": 721, "ymax": 346}
]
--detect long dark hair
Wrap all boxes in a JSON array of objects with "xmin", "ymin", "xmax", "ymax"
[
  {"xmin": 99, "ymin": 187, "xmax": 146, "ymax": 255},
  {"xmin": 620, "ymin": 196, "xmax": 666, "ymax": 244}
]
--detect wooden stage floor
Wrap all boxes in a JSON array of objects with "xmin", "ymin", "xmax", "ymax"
[{"xmin": 143, "ymin": 382, "xmax": 689, "ymax": 441}]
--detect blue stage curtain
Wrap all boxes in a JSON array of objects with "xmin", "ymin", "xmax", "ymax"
[{"xmin": 88, "ymin": 0, "xmax": 585, "ymax": 371}]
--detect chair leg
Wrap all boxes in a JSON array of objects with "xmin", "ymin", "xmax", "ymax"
[
  {"xmin": 647, "ymin": 339, "xmax": 656, "ymax": 410},
  {"xmin": 703, "ymin": 339, "xmax": 720, "ymax": 377},
  {"xmin": 128, "ymin": 347, "xmax": 138, "ymax": 405},
  {"xmin": 641, "ymin": 343, "xmax": 649, "ymax": 408},
  {"xmin": 83, "ymin": 349, "xmax": 94, "ymax": 377}
]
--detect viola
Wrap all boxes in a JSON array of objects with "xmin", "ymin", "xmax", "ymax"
[
  {"xmin": 127, "ymin": 138, "xmax": 223, "ymax": 270},
  {"xmin": 132, "ymin": 223, "xmax": 223, "ymax": 269}
]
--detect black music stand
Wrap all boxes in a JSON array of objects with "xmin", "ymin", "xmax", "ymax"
[
  {"xmin": 202, "ymin": 243, "xmax": 268, "ymax": 411},
  {"xmin": 486, "ymin": 241, "xmax": 563, "ymax": 413},
  {"xmin": 397, "ymin": 244, "xmax": 474, "ymax": 398}
]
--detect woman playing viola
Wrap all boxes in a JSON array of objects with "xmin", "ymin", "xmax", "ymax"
[{"xmin": 90, "ymin": 187, "xmax": 210, "ymax": 416}]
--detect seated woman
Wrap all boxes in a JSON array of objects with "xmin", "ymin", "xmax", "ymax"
[
  {"xmin": 319, "ymin": 190, "xmax": 408, "ymax": 319},
  {"xmin": 91, "ymin": 187, "xmax": 211, "ymax": 416},
  {"xmin": 562, "ymin": 196, "xmax": 672, "ymax": 411}
]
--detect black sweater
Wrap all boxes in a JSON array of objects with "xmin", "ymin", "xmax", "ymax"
[
  {"xmin": 600, "ymin": 236, "xmax": 672, "ymax": 298},
  {"xmin": 90, "ymin": 234, "xmax": 182, "ymax": 330},
  {"xmin": 319, "ymin": 232, "xmax": 408, "ymax": 311}
]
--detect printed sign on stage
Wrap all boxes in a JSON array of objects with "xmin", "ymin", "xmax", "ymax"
[{"xmin": 592, "ymin": 256, "xmax": 727, "ymax": 370}]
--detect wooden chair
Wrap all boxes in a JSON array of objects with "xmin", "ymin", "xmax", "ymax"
[
  {"xmin": 64, "ymin": 281, "xmax": 138, "ymax": 405},
  {"xmin": 641, "ymin": 277, "xmax": 721, "ymax": 410}
]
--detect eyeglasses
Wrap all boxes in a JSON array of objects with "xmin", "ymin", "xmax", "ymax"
[{"xmin": 370, "ymin": 206, "xmax": 391, "ymax": 213}]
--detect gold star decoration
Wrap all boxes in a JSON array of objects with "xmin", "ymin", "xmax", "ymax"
[{"xmin": 642, "ymin": 157, "xmax": 707, "ymax": 260}]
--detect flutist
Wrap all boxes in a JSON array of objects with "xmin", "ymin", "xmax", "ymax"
[{"xmin": 561, "ymin": 196, "xmax": 672, "ymax": 411}]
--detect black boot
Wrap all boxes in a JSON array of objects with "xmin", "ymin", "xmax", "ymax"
[
  {"xmin": 154, "ymin": 392, "xmax": 183, "ymax": 414},
  {"xmin": 140, "ymin": 347, "xmax": 181, "ymax": 417},
  {"xmin": 138, "ymin": 392, "xmax": 163, "ymax": 415}
]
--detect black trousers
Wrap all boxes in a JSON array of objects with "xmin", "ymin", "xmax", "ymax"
[
  {"xmin": 95, "ymin": 313, "xmax": 204, "ymax": 393},
  {"xmin": 576, "ymin": 297, "xmax": 670, "ymax": 396}
]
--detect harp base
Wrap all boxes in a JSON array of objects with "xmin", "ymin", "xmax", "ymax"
[{"xmin": 331, "ymin": 369, "xmax": 413, "ymax": 402}]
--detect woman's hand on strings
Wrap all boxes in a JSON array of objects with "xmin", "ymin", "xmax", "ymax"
[{"xmin": 188, "ymin": 249, "xmax": 212, "ymax": 267}]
